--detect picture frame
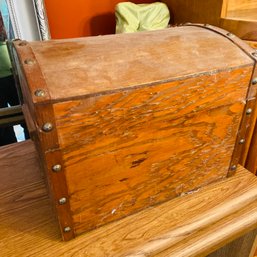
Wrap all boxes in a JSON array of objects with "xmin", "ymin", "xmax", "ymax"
[
  {"xmin": 0, "ymin": 0, "xmax": 50, "ymax": 41},
  {"xmin": 33, "ymin": 0, "xmax": 51, "ymax": 40}
]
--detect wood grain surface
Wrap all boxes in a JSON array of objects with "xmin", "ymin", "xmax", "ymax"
[
  {"xmin": 223, "ymin": 0, "xmax": 257, "ymax": 20},
  {"xmin": 163, "ymin": 0, "xmax": 223, "ymax": 26},
  {"xmin": 52, "ymin": 66, "xmax": 252, "ymax": 235},
  {"xmin": 163, "ymin": 0, "xmax": 257, "ymax": 41},
  {"xmin": 1, "ymin": 141, "xmax": 257, "ymax": 256},
  {"xmin": 220, "ymin": 18, "xmax": 257, "ymax": 41},
  {"xmin": 12, "ymin": 26, "xmax": 256, "ymax": 239},
  {"xmin": 13, "ymin": 26, "xmax": 253, "ymax": 101}
]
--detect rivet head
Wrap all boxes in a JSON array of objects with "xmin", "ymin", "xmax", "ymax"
[
  {"xmin": 24, "ymin": 59, "xmax": 35, "ymax": 65},
  {"xmin": 34, "ymin": 89, "xmax": 46, "ymax": 97},
  {"xmin": 230, "ymin": 164, "xmax": 237, "ymax": 171},
  {"xmin": 64, "ymin": 227, "xmax": 71, "ymax": 233},
  {"xmin": 42, "ymin": 122, "xmax": 53, "ymax": 132},
  {"xmin": 59, "ymin": 197, "xmax": 67, "ymax": 205},
  {"xmin": 252, "ymin": 78, "xmax": 257, "ymax": 85},
  {"xmin": 246, "ymin": 108, "xmax": 252, "ymax": 115},
  {"xmin": 204, "ymin": 24, "xmax": 210, "ymax": 27},
  {"xmin": 227, "ymin": 32, "xmax": 234, "ymax": 37},
  {"xmin": 239, "ymin": 139, "xmax": 245, "ymax": 144},
  {"xmin": 52, "ymin": 164, "xmax": 62, "ymax": 172}
]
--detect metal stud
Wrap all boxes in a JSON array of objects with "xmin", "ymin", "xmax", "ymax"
[
  {"xmin": 59, "ymin": 197, "xmax": 67, "ymax": 205},
  {"xmin": 252, "ymin": 78, "xmax": 257, "ymax": 85},
  {"xmin": 246, "ymin": 108, "xmax": 252, "ymax": 115},
  {"xmin": 24, "ymin": 59, "xmax": 35, "ymax": 65},
  {"xmin": 52, "ymin": 164, "xmax": 62, "ymax": 172},
  {"xmin": 64, "ymin": 227, "xmax": 71, "ymax": 233},
  {"xmin": 227, "ymin": 32, "xmax": 234, "ymax": 37},
  {"xmin": 239, "ymin": 139, "xmax": 245, "ymax": 144},
  {"xmin": 42, "ymin": 122, "xmax": 53, "ymax": 132},
  {"xmin": 34, "ymin": 89, "xmax": 46, "ymax": 97},
  {"xmin": 230, "ymin": 164, "xmax": 237, "ymax": 171}
]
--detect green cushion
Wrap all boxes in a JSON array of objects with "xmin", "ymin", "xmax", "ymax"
[
  {"xmin": 115, "ymin": 2, "xmax": 170, "ymax": 34},
  {"xmin": 0, "ymin": 42, "xmax": 12, "ymax": 78}
]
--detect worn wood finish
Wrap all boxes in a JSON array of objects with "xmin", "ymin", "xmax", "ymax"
[
  {"xmin": 9, "ymin": 42, "xmax": 75, "ymax": 241},
  {"xmin": 2, "ymin": 141, "xmax": 257, "ymax": 256},
  {"xmin": 12, "ymin": 26, "xmax": 256, "ymax": 239},
  {"xmin": 15, "ymin": 26, "xmax": 253, "ymax": 100},
  {"xmin": 184, "ymin": 23, "xmax": 257, "ymax": 170},
  {"xmin": 54, "ymin": 67, "xmax": 252, "ymax": 235}
]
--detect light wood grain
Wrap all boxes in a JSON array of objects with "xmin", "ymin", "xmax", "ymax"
[
  {"xmin": 1, "ymin": 141, "xmax": 257, "ymax": 256},
  {"xmin": 220, "ymin": 18, "xmax": 257, "ymax": 41},
  {"xmin": 223, "ymin": 0, "xmax": 257, "ymax": 20}
]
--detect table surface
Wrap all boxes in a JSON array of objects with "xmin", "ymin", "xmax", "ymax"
[{"xmin": 1, "ymin": 140, "xmax": 257, "ymax": 257}]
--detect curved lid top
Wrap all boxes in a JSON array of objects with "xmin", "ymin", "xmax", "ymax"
[{"xmin": 15, "ymin": 26, "xmax": 254, "ymax": 102}]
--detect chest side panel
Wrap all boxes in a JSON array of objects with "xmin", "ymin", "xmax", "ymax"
[{"xmin": 53, "ymin": 66, "xmax": 252, "ymax": 235}]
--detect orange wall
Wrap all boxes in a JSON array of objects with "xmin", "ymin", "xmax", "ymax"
[{"xmin": 44, "ymin": 0, "xmax": 156, "ymax": 39}]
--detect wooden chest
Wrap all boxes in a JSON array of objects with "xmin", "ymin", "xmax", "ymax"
[{"xmin": 11, "ymin": 24, "xmax": 257, "ymax": 241}]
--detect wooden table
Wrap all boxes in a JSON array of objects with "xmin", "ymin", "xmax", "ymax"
[{"xmin": 1, "ymin": 140, "xmax": 257, "ymax": 257}]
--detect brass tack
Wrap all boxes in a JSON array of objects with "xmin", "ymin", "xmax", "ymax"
[
  {"xmin": 52, "ymin": 164, "xmax": 62, "ymax": 172},
  {"xmin": 24, "ymin": 59, "xmax": 35, "ymax": 65},
  {"xmin": 34, "ymin": 89, "xmax": 46, "ymax": 97},
  {"xmin": 252, "ymin": 78, "xmax": 257, "ymax": 85},
  {"xmin": 227, "ymin": 32, "xmax": 234, "ymax": 37},
  {"xmin": 230, "ymin": 164, "xmax": 237, "ymax": 171},
  {"xmin": 239, "ymin": 139, "xmax": 245, "ymax": 144},
  {"xmin": 42, "ymin": 122, "xmax": 53, "ymax": 132},
  {"xmin": 246, "ymin": 108, "xmax": 252, "ymax": 115},
  {"xmin": 59, "ymin": 197, "xmax": 67, "ymax": 205},
  {"xmin": 64, "ymin": 227, "xmax": 71, "ymax": 233}
]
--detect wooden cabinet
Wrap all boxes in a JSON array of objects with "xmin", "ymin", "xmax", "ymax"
[
  {"xmin": 220, "ymin": 0, "xmax": 257, "ymax": 41},
  {"xmin": 163, "ymin": 0, "xmax": 257, "ymax": 42}
]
